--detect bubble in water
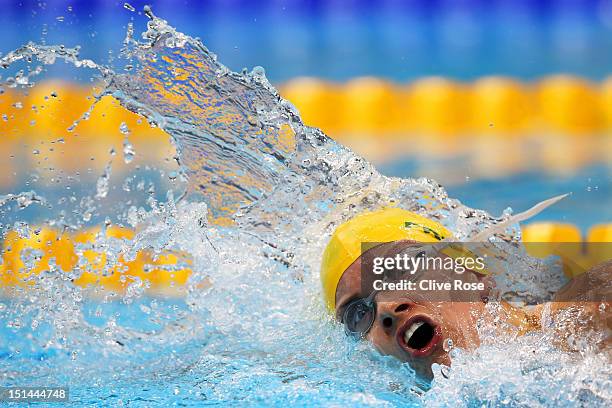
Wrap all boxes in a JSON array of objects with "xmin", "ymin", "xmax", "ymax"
[
  {"xmin": 95, "ymin": 161, "xmax": 112, "ymax": 199},
  {"xmin": 123, "ymin": 137, "xmax": 135, "ymax": 164},
  {"xmin": 443, "ymin": 338, "xmax": 454, "ymax": 352},
  {"xmin": 124, "ymin": 3, "xmax": 135, "ymax": 12},
  {"xmin": 119, "ymin": 122, "xmax": 130, "ymax": 135}
]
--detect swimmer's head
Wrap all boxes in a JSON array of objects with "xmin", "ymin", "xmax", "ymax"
[
  {"xmin": 320, "ymin": 208, "xmax": 450, "ymax": 311},
  {"xmin": 320, "ymin": 208, "xmax": 488, "ymax": 378}
]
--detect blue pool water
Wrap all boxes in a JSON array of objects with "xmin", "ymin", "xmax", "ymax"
[{"xmin": 2, "ymin": 1, "xmax": 612, "ymax": 82}]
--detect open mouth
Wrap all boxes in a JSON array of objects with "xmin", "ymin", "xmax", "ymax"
[{"xmin": 397, "ymin": 315, "xmax": 441, "ymax": 358}]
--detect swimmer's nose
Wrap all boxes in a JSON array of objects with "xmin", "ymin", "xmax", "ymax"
[{"xmin": 376, "ymin": 302, "xmax": 413, "ymax": 334}]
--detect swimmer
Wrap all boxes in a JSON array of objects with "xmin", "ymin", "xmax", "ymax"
[{"xmin": 320, "ymin": 206, "xmax": 611, "ymax": 379}]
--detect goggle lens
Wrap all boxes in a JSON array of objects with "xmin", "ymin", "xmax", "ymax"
[{"xmin": 342, "ymin": 298, "xmax": 375, "ymax": 337}]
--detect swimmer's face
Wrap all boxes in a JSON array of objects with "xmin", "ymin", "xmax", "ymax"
[{"xmin": 334, "ymin": 241, "xmax": 489, "ymax": 379}]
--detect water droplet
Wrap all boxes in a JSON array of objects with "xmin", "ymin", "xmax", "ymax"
[
  {"xmin": 440, "ymin": 365, "xmax": 450, "ymax": 379},
  {"xmin": 1, "ymin": 191, "xmax": 46, "ymax": 210},
  {"xmin": 251, "ymin": 66, "xmax": 266, "ymax": 80},
  {"xmin": 143, "ymin": 5, "xmax": 154, "ymax": 19},
  {"xmin": 95, "ymin": 162, "xmax": 112, "ymax": 199},
  {"xmin": 56, "ymin": 16, "xmax": 65, "ymax": 22},
  {"xmin": 443, "ymin": 338, "xmax": 454, "ymax": 352},
  {"xmin": 13, "ymin": 101, "xmax": 23, "ymax": 109},
  {"xmin": 119, "ymin": 122, "xmax": 130, "ymax": 135},
  {"xmin": 122, "ymin": 178, "xmax": 132, "ymax": 192},
  {"xmin": 123, "ymin": 137, "xmax": 135, "ymax": 164}
]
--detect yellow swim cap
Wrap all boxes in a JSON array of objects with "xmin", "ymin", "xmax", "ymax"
[{"xmin": 320, "ymin": 208, "xmax": 450, "ymax": 311}]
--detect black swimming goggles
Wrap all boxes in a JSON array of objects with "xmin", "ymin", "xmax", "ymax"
[
  {"xmin": 341, "ymin": 245, "xmax": 436, "ymax": 338},
  {"xmin": 341, "ymin": 290, "xmax": 379, "ymax": 338}
]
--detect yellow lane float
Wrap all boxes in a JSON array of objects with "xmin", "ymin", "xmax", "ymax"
[
  {"xmin": 0, "ymin": 84, "xmax": 172, "ymax": 180},
  {"xmin": 535, "ymin": 75, "xmax": 603, "ymax": 135},
  {"xmin": 279, "ymin": 77, "xmax": 342, "ymax": 136},
  {"xmin": 340, "ymin": 77, "xmax": 399, "ymax": 136},
  {"xmin": 1, "ymin": 228, "xmax": 76, "ymax": 287},
  {"xmin": 601, "ymin": 77, "xmax": 612, "ymax": 129},
  {"xmin": 522, "ymin": 222, "xmax": 609, "ymax": 278},
  {"xmin": 72, "ymin": 226, "xmax": 145, "ymax": 292},
  {"xmin": 587, "ymin": 224, "xmax": 612, "ymax": 267},
  {"xmin": 0, "ymin": 226, "xmax": 192, "ymax": 295},
  {"xmin": 4, "ymin": 76, "xmax": 611, "ymax": 143},
  {"xmin": 405, "ymin": 77, "xmax": 467, "ymax": 136},
  {"xmin": 280, "ymin": 75, "xmax": 612, "ymax": 136},
  {"xmin": 1, "ymin": 222, "xmax": 609, "ymax": 295},
  {"xmin": 470, "ymin": 77, "xmax": 532, "ymax": 134}
]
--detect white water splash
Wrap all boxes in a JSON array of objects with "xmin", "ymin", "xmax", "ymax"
[{"xmin": 0, "ymin": 191, "xmax": 46, "ymax": 209}]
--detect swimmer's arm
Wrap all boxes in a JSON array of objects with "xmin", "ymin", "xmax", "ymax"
[
  {"xmin": 534, "ymin": 260, "xmax": 612, "ymax": 351},
  {"xmin": 552, "ymin": 260, "xmax": 612, "ymax": 304}
]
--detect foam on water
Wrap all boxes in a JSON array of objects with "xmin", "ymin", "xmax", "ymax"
[{"xmin": 0, "ymin": 8, "xmax": 609, "ymax": 407}]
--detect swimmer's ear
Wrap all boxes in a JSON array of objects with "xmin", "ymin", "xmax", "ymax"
[{"xmin": 466, "ymin": 193, "xmax": 570, "ymax": 242}]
